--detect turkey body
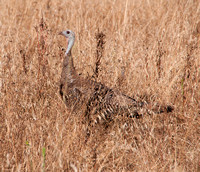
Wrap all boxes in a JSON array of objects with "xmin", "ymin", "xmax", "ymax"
[{"xmin": 60, "ymin": 71, "xmax": 144, "ymax": 126}]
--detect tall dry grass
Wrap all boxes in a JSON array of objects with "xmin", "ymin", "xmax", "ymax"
[{"xmin": 0, "ymin": 0, "xmax": 200, "ymax": 171}]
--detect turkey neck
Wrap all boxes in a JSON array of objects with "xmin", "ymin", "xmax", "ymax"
[{"xmin": 60, "ymin": 40, "xmax": 77, "ymax": 86}]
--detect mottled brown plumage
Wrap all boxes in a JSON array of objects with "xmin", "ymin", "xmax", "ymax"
[{"xmin": 58, "ymin": 30, "xmax": 171, "ymax": 126}]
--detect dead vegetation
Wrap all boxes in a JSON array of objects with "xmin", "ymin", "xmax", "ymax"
[{"xmin": 0, "ymin": 0, "xmax": 200, "ymax": 171}]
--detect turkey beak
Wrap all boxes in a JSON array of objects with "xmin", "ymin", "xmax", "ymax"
[{"xmin": 58, "ymin": 32, "xmax": 64, "ymax": 36}]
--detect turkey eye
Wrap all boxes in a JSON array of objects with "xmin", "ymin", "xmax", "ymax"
[{"xmin": 66, "ymin": 31, "xmax": 70, "ymax": 34}]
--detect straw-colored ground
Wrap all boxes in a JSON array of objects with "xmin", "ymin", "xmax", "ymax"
[{"xmin": 0, "ymin": 0, "xmax": 200, "ymax": 171}]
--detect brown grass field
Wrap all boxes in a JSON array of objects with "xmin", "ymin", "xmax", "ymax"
[{"xmin": 0, "ymin": 0, "xmax": 200, "ymax": 171}]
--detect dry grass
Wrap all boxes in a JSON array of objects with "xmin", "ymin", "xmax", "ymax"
[{"xmin": 0, "ymin": 0, "xmax": 200, "ymax": 171}]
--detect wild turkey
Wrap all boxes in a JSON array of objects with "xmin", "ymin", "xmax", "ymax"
[{"xmin": 58, "ymin": 30, "xmax": 172, "ymax": 126}]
